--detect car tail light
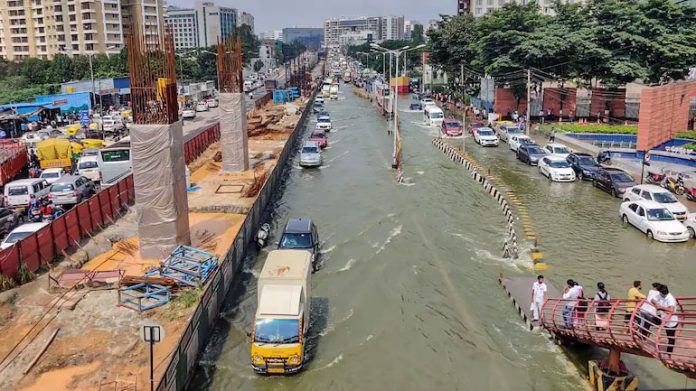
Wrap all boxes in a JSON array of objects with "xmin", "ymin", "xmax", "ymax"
[{"xmin": 72, "ymin": 191, "xmax": 77, "ymax": 197}]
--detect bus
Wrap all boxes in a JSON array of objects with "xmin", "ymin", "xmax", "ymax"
[{"xmin": 97, "ymin": 138, "xmax": 132, "ymax": 186}]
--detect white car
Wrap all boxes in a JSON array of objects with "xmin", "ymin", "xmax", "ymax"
[
  {"xmin": 40, "ymin": 168, "xmax": 66, "ymax": 185},
  {"xmin": 544, "ymin": 143, "xmax": 572, "ymax": 158},
  {"xmin": 474, "ymin": 127, "xmax": 499, "ymax": 146},
  {"xmin": 100, "ymin": 115, "xmax": 125, "ymax": 134},
  {"xmin": 509, "ymin": 135, "xmax": 532, "ymax": 152},
  {"xmin": 299, "ymin": 141, "xmax": 322, "ymax": 168},
  {"xmin": 538, "ymin": 156, "xmax": 576, "ymax": 182},
  {"xmin": 77, "ymin": 155, "xmax": 101, "ymax": 183},
  {"xmin": 420, "ymin": 97, "xmax": 435, "ymax": 107},
  {"xmin": 619, "ymin": 200, "xmax": 690, "ymax": 242},
  {"xmin": 207, "ymin": 99, "xmax": 218, "ymax": 108},
  {"xmin": 316, "ymin": 115, "xmax": 332, "ymax": 131},
  {"xmin": 623, "ymin": 184, "xmax": 689, "ymax": 221},
  {"xmin": 182, "ymin": 108, "xmax": 196, "ymax": 119},
  {"xmin": 684, "ymin": 213, "xmax": 696, "ymax": 239},
  {"xmin": 195, "ymin": 102, "xmax": 209, "ymax": 112},
  {"xmin": 1, "ymin": 222, "xmax": 49, "ymax": 250},
  {"xmin": 497, "ymin": 124, "xmax": 523, "ymax": 142}
]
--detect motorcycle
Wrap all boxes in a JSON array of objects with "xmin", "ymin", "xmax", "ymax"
[
  {"xmin": 28, "ymin": 206, "xmax": 43, "ymax": 223},
  {"xmin": 255, "ymin": 223, "xmax": 270, "ymax": 249},
  {"xmin": 686, "ymin": 186, "xmax": 696, "ymax": 202},
  {"xmin": 662, "ymin": 176, "xmax": 686, "ymax": 196},
  {"xmin": 645, "ymin": 171, "xmax": 665, "ymax": 185}
]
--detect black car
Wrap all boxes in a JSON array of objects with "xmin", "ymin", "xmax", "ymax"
[
  {"xmin": 516, "ymin": 144, "xmax": 547, "ymax": 165},
  {"xmin": 0, "ymin": 208, "xmax": 23, "ymax": 237},
  {"xmin": 278, "ymin": 218, "xmax": 320, "ymax": 271},
  {"xmin": 566, "ymin": 152, "xmax": 602, "ymax": 181},
  {"xmin": 592, "ymin": 168, "xmax": 638, "ymax": 197}
]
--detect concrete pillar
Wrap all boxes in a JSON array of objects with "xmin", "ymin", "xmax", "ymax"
[
  {"xmin": 130, "ymin": 121, "xmax": 191, "ymax": 259},
  {"xmin": 219, "ymin": 92, "xmax": 249, "ymax": 172},
  {"xmin": 588, "ymin": 355, "xmax": 638, "ymax": 391}
]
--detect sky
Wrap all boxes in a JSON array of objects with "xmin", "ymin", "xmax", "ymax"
[{"xmin": 168, "ymin": 0, "xmax": 456, "ymax": 32}]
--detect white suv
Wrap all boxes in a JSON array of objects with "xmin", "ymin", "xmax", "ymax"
[{"xmin": 623, "ymin": 184, "xmax": 688, "ymax": 221}]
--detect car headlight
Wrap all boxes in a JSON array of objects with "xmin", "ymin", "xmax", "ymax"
[
  {"xmin": 252, "ymin": 355, "xmax": 264, "ymax": 364},
  {"xmin": 656, "ymin": 231, "xmax": 667, "ymax": 235},
  {"xmin": 287, "ymin": 355, "xmax": 301, "ymax": 364},
  {"xmin": 582, "ymin": 170, "xmax": 591, "ymax": 176}
]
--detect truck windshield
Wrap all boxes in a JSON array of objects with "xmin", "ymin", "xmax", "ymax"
[
  {"xmin": 279, "ymin": 233, "xmax": 312, "ymax": 249},
  {"xmin": 254, "ymin": 319, "xmax": 300, "ymax": 344}
]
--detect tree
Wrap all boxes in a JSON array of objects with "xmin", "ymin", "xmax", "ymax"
[
  {"xmin": 236, "ymin": 24, "xmax": 260, "ymax": 65},
  {"xmin": 253, "ymin": 59, "xmax": 264, "ymax": 72},
  {"xmin": 411, "ymin": 24, "xmax": 424, "ymax": 44}
]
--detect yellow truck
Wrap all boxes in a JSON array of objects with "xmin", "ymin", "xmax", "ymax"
[
  {"xmin": 251, "ymin": 249, "xmax": 312, "ymax": 375},
  {"xmin": 36, "ymin": 139, "xmax": 83, "ymax": 169}
]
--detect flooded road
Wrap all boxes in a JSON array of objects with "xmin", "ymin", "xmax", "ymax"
[{"xmin": 190, "ymin": 86, "xmax": 695, "ymax": 390}]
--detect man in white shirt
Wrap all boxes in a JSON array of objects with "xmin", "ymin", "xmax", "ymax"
[
  {"xmin": 638, "ymin": 283, "xmax": 662, "ymax": 338},
  {"xmin": 531, "ymin": 275, "xmax": 547, "ymax": 322},
  {"xmin": 562, "ymin": 279, "xmax": 582, "ymax": 328},
  {"xmin": 655, "ymin": 285, "xmax": 678, "ymax": 356}
]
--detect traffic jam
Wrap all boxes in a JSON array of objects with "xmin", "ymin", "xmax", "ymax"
[{"xmin": 419, "ymin": 99, "xmax": 696, "ymax": 244}]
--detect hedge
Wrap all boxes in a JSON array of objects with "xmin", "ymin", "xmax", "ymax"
[
  {"xmin": 555, "ymin": 124, "xmax": 638, "ymax": 134},
  {"xmin": 676, "ymin": 131, "xmax": 696, "ymax": 140}
]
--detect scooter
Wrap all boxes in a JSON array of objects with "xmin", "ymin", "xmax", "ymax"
[
  {"xmin": 686, "ymin": 187, "xmax": 696, "ymax": 202},
  {"xmin": 662, "ymin": 176, "xmax": 686, "ymax": 196},
  {"xmin": 645, "ymin": 171, "xmax": 665, "ymax": 185},
  {"xmin": 255, "ymin": 223, "xmax": 270, "ymax": 249},
  {"xmin": 28, "ymin": 206, "xmax": 42, "ymax": 223}
]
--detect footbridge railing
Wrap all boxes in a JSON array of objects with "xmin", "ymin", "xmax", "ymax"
[{"xmin": 540, "ymin": 297, "xmax": 696, "ymax": 377}]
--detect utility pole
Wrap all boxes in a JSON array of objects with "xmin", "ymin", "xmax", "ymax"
[
  {"xmin": 393, "ymin": 53, "xmax": 400, "ymax": 168},
  {"xmin": 461, "ymin": 63, "xmax": 466, "ymax": 154},
  {"xmin": 421, "ymin": 53, "xmax": 425, "ymax": 94},
  {"xmin": 526, "ymin": 69, "xmax": 531, "ymax": 135}
]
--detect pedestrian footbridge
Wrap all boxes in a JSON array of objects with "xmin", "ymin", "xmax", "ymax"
[{"xmin": 540, "ymin": 298, "xmax": 696, "ymax": 378}]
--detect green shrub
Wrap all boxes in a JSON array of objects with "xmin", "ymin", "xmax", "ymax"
[
  {"xmin": 684, "ymin": 143, "xmax": 696, "ymax": 150},
  {"xmin": 17, "ymin": 262, "xmax": 34, "ymax": 285},
  {"xmin": 676, "ymin": 131, "xmax": 696, "ymax": 140},
  {"xmin": 556, "ymin": 124, "xmax": 638, "ymax": 134},
  {"xmin": 0, "ymin": 275, "xmax": 16, "ymax": 292}
]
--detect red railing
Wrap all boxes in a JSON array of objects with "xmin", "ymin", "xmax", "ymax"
[
  {"xmin": 541, "ymin": 297, "xmax": 696, "ymax": 376},
  {"xmin": 0, "ymin": 123, "xmax": 221, "ymax": 280}
]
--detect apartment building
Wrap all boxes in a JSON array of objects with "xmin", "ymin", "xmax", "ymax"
[
  {"xmin": 165, "ymin": 2, "xmax": 241, "ymax": 48},
  {"xmin": 237, "ymin": 11, "xmax": 253, "ymax": 31},
  {"xmin": 463, "ymin": 0, "xmax": 586, "ymax": 16},
  {"xmin": 259, "ymin": 30, "xmax": 282, "ymax": 41},
  {"xmin": 323, "ymin": 15, "xmax": 404, "ymax": 47},
  {"xmin": 0, "ymin": 0, "xmax": 164, "ymax": 60}
]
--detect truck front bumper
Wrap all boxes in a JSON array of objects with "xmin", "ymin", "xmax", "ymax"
[{"xmin": 251, "ymin": 362, "xmax": 303, "ymax": 375}]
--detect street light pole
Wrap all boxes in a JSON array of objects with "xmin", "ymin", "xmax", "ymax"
[{"xmin": 461, "ymin": 63, "xmax": 466, "ymax": 154}]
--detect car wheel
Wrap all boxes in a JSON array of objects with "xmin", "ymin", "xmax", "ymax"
[
  {"xmin": 611, "ymin": 188, "xmax": 617, "ymax": 198},
  {"xmin": 577, "ymin": 172, "xmax": 583, "ymax": 181},
  {"xmin": 647, "ymin": 230, "xmax": 654, "ymax": 241},
  {"xmin": 622, "ymin": 214, "xmax": 629, "ymax": 226},
  {"xmin": 688, "ymin": 227, "xmax": 695, "ymax": 239}
]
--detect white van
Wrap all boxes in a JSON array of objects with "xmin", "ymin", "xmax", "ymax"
[
  {"xmin": 77, "ymin": 155, "xmax": 102, "ymax": 183},
  {"xmin": 424, "ymin": 105, "xmax": 445, "ymax": 127},
  {"xmin": 97, "ymin": 140, "xmax": 132, "ymax": 186},
  {"xmin": 4, "ymin": 178, "xmax": 51, "ymax": 208}
]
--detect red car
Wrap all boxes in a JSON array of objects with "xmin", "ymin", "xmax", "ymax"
[
  {"xmin": 468, "ymin": 121, "xmax": 486, "ymax": 136},
  {"xmin": 441, "ymin": 119, "xmax": 463, "ymax": 137},
  {"xmin": 308, "ymin": 130, "xmax": 328, "ymax": 148}
]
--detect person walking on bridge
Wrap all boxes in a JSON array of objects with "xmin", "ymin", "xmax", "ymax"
[
  {"xmin": 562, "ymin": 279, "xmax": 583, "ymax": 328},
  {"xmin": 531, "ymin": 275, "xmax": 547, "ymax": 323},
  {"xmin": 593, "ymin": 282, "xmax": 611, "ymax": 330},
  {"xmin": 638, "ymin": 282, "xmax": 663, "ymax": 339},
  {"xmin": 655, "ymin": 285, "xmax": 678, "ymax": 357},
  {"xmin": 625, "ymin": 281, "xmax": 646, "ymax": 326}
]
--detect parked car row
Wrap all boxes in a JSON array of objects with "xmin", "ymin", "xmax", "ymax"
[{"xmin": 473, "ymin": 120, "xmax": 695, "ymax": 243}]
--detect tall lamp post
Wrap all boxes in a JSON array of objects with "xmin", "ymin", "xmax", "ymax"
[
  {"xmin": 88, "ymin": 45, "xmax": 117, "ymax": 138},
  {"xmin": 371, "ymin": 43, "xmax": 426, "ymax": 169}
]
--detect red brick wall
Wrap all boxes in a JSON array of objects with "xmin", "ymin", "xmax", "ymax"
[
  {"xmin": 543, "ymin": 88, "xmax": 577, "ymax": 117},
  {"xmin": 637, "ymin": 81, "xmax": 696, "ymax": 151},
  {"xmin": 590, "ymin": 88, "xmax": 626, "ymax": 119},
  {"xmin": 493, "ymin": 88, "xmax": 527, "ymax": 115}
]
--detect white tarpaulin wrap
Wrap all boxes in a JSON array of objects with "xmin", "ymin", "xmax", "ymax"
[
  {"xmin": 131, "ymin": 121, "xmax": 191, "ymax": 259},
  {"xmin": 220, "ymin": 92, "xmax": 249, "ymax": 172}
]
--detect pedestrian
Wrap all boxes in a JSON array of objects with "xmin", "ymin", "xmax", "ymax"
[
  {"xmin": 512, "ymin": 111, "xmax": 519, "ymax": 122},
  {"xmin": 655, "ymin": 285, "xmax": 678, "ymax": 357},
  {"xmin": 562, "ymin": 279, "xmax": 582, "ymax": 328},
  {"xmin": 0, "ymin": 129, "xmax": 5, "ymax": 139},
  {"xmin": 538, "ymin": 109, "xmax": 544, "ymax": 124},
  {"xmin": 638, "ymin": 282, "xmax": 662, "ymax": 339},
  {"xmin": 530, "ymin": 275, "xmax": 547, "ymax": 322},
  {"xmin": 594, "ymin": 282, "xmax": 611, "ymax": 330},
  {"xmin": 549, "ymin": 128, "xmax": 556, "ymax": 142},
  {"xmin": 625, "ymin": 280, "xmax": 646, "ymax": 327}
]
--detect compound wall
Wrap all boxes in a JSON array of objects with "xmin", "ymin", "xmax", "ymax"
[{"xmin": 637, "ymin": 81, "xmax": 696, "ymax": 151}]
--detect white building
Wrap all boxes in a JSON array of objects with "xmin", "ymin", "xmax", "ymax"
[
  {"xmin": 259, "ymin": 30, "xmax": 283, "ymax": 41},
  {"xmin": 323, "ymin": 15, "xmax": 404, "ymax": 47},
  {"xmin": 238, "ymin": 11, "xmax": 254, "ymax": 32},
  {"xmin": 404, "ymin": 20, "xmax": 420, "ymax": 40},
  {"xmin": 165, "ymin": 2, "xmax": 239, "ymax": 48},
  {"xmin": 467, "ymin": 0, "xmax": 587, "ymax": 16},
  {"xmin": 382, "ymin": 16, "xmax": 405, "ymax": 41}
]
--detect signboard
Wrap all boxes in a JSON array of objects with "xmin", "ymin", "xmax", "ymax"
[
  {"xmin": 52, "ymin": 99, "xmax": 68, "ymax": 106},
  {"xmin": 79, "ymin": 110, "xmax": 90, "ymax": 127}
]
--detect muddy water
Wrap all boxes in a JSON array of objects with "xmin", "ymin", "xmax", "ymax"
[{"xmin": 189, "ymin": 87, "xmax": 693, "ymax": 390}]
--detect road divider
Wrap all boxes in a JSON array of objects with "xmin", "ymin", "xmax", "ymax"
[{"xmin": 431, "ymin": 138, "xmax": 547, "ymax": 270}]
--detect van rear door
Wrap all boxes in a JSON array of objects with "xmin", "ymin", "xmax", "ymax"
[{"xmin": 6, "ymin": 185, "xmax": 30, "ymax": 207}]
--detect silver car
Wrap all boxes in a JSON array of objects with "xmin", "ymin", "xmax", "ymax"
[
  {"xmin": 49, "ymin": 175, "xmax": 96, "ymax": 205},
  {"xmin": 299, "ymin": 141, "xmax": 322, "ymax": 168}
]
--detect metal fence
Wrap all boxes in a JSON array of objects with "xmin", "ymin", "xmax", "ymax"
[{"xmin": 0, "ymin": 123, "xmax": 221, "ymax": 280}]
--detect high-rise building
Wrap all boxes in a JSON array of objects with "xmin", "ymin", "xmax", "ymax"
[
  {"xmin": 323, "ymin": 15, "xmax": 405, "ymax": 47},
  {"xmin": 282, "ymin": 28, "xmax": 323, "ymax": 49},
  {"xmin": 165, "ymin": 2, "xmax": 240, "ymax": 49},
  {"xmin": 404, "ymin": 20, "xmax": 420, "ymax": 40},
  {"xmin": 259, "ymin": 30, "xmax": 282, "ymax": 41},
  {"xmin": 238, "ymin": 11, "xmax": 254, "ymax": 32},
  {"xmin": 467, "ymin": 0, "xmax": 586, "ymax": 16},
  {"xmin": 0, "ymin": 0, "xmax": 166, "ymax": 60}
]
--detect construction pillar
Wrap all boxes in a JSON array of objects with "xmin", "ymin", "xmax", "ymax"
[
  {"xmin": 219, "ymin": 92, "xmax": 249, "ymax": 172},
  {"xmin": 588, "ymin": 350, "xmax": 638, "ymax": 391},
  {"xmin": 131, "ymin": 121, "xmax": 191, "ymax": 259}
]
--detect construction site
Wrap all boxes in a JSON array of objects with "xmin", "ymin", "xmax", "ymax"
[{"xmin": 0, "ymin": 28, "xmax": 323, "ymax": 391}]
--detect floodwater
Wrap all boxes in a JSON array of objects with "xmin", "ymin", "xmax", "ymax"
[{"xmin": 189, "ymin": 86, "xmax": 696, "ymax": 390}]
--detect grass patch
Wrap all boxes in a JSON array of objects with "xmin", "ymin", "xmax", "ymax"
[
  {"xmin": 17, "ymin": 262, "xmax": 34, "ymax": 285},
  {"xmin": 0, "ymin": 274, "xmax": 17, "ymax": 292},
  {"xmin": 164, "ymin": 287, "xmax": 202, "ymax": 321},
  {"xmin": 684, "ymin": 143, "xmax": 696, "ymax": 151},
  {"xmin": 555, "ymin": 124, "xmax": 638, "ymax": 134},
  {"xmin": 676, "ymin": 131, "xmax": 696, "ymax": 140}
]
